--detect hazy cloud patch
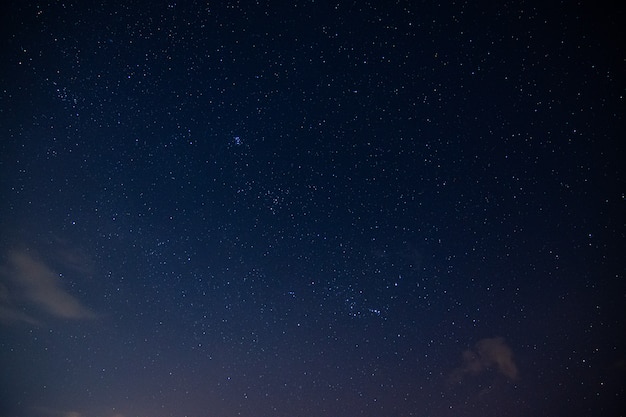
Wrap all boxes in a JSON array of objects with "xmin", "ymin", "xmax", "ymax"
[
  {"xmin": 29, "ymin": 405, "xmax": 127, "ymax": 417},
  {"xmin": 0, "ymin": 249, "xmax": 96, "ymax": 324},
  {"xmin": 451, "ymin": 337, "xmax": 519, "ymax": 382}
]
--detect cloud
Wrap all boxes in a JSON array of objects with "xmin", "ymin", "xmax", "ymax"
[
  {"xmin": 451, "ymin": 337, "xmax": 519, "ymax": 382},
  {"xmin": 0, "ymin": 249, "xmax": 96, "ymax": 324},
  {"xmin": 29, "ymin": 405, "xmax": 127, "ymax": 417}
]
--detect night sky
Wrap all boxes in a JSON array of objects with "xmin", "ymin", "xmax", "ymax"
[{"xmin": 1, "ymin": 1, "xmax": 625, "ymax": 416}]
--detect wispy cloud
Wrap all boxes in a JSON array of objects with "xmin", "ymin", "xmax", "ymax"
[
  {"xmin": 30, "ymin": 406, "xmax": 127, "ymax": 417},
  {"xmin": 0, "ymin": 249, "xmax": 96, "ymax": 324},
  {"xmin": 451, "ymin": 337, "xmax": 519, "ymax": 382}
]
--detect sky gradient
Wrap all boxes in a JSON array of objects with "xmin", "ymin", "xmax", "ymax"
[{"xmin": 1, "ymin": 1, "xmax": 625, "ymax": 416}]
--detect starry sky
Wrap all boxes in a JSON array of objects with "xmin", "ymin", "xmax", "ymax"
[{"xmin": 1, "ymin": 1, "xmax": 625, "ymax": 416}]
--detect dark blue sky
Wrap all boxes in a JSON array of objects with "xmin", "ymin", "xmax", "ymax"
[{"xmin": 1, "ymin": 1, "xmax": 624, "ymax": 416}]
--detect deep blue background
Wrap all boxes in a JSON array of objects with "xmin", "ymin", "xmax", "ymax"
[{"xmin": 1, "ymin": 1, "xmax": 624, "ymax": 416}]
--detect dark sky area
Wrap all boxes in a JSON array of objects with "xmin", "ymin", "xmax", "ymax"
[{"xmin": 1, "ymin": 1, "xmax": 625, "ymax": 416}]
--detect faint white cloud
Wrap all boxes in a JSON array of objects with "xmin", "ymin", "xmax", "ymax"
[
  {"xmin": 451, "ymin": 336, "xmax": 519, "ymax": 382},
  {"xmin": 0, "ymin": 249, "xmax": 96, "ymax": 324},
  {"xmin": 0, "ymin": 301, "xmax": 41, "ymax": 324},
  {"xmin": 30, "ymin": 406, "xmax": 126, "ymax": 417}
]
